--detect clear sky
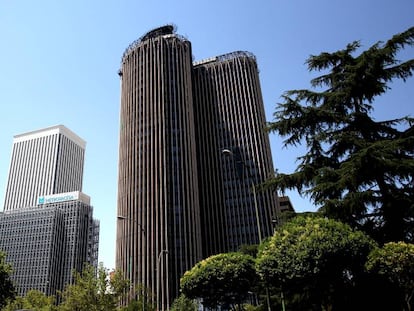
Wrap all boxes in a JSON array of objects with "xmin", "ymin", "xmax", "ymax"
[{"xmin": 0, "ymin": 0, "xmax": 413, "ymax": 270}]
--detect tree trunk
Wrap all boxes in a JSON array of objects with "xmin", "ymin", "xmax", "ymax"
[{"xmin": 405, "ymin": 290, "xmax": 413, "ymax": 311}]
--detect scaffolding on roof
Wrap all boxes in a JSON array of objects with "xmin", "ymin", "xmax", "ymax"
[
  {"xmin": 120, "ymin": 24, "xmax": 189, "ymax": 64},
  {"xmin": 193, "ymin": 51, "xmax": 256, "ymax": 67}
]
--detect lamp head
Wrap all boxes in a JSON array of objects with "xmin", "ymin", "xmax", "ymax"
[{"xmin": 222, "ymin": 149, "xmax": 233, "ymax": 156}]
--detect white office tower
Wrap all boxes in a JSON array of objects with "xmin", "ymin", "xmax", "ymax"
[{"xmin": 3, "ymin": 125, "xmax": 85, "ymax": 211}]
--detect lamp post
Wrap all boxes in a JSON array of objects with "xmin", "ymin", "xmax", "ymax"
[
  {"xmin": 221, "ymin": 148, "xmax": 271, "ymax": 311},
  {"xmin": 157, "ymin": 249, "xmax": 169, "ymax": 311},
  {"xmin": 117, "ymin": 215, "xmax": 145, "ymax": 233},
  {"xmin": 117, "ymin": 215, "xmax": 145, "ymax": 309}
]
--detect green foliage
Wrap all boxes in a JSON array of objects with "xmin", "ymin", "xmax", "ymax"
[
  {"xmin": 25, "ymin": 289, "xmax": 55, "ymax": 310},
  {"xmin": 256, "ymin": 216, "xmax": 377, "ymax": 310},
  {"xmin": 58, "ymin": 263, "xmax": 129, "ymax": 311},
  {"xmin": 265, "ymin": 27, "xmax": 414, "ymax": 243},
  {"xmin": 366, "ymin": 242, "xmax": 414, "ymax": 310},
  {"xmin": 2, "ymin": 289, "xmax": 56, "ymax": 311},
  {"xmin": 1, "ymin": 297, "xmax": 23, "ymax": 311},
  {"xmin": 238, "ymin": 244, "xmax": 259, "ymax": 258},
  {"xmin": 0, "ymin": 251, "xmax": 15, "ymax": 309},
  {"xmin": 120, "ymin": 284, "xmax": 156, "ymax": 311},
  {"xmin": 180, "ymin": 252, "xmax": 257, "ymax": 310},
  {"xmin": 243, "ymin": 304, "xmax": 262, "ymax": 311},
  {"xmin": 120, "ymin": 300, "xmax": 140, "ymax": 311},
  {"xmin": 120, "ymin": 298, "xmax": 156, "ymax": 311},
  {"xmin": 170, "ymin": 294, "xmax": 197, "ymax": 311}
]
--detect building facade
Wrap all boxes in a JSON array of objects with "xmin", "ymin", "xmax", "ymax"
[
  {"xmin": 3, "ymin": 125, "xmax": 85, "ymax": 211},
  {"xmin": 193, "ymin": 51, "xmax": 279, "ymax": 257},
  {"xmin": 0, "ymin": 192, "xmax": 99, "ymax": 297},
  {"xmin": 116, "ymin": 25, "xmax": 279, "ymax": 310},
  {"xmin": 0, "ymin": 125, "xmax": 99, "ymax": 298},
  {"xmin": 117, "ymin": 25, "xmax": 202, "ymax": 309},
  {"xmin": 0, "ymin": 206, "xmax": 63, "ymax": 296}
]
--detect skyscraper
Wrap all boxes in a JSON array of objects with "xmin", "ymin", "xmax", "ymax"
[
  {"xmin": 193, "ymin": 51, "xmax": 278, "ymax": 257},
  {"xmin": 117, "ymin": 25, "xmax": 202, "ymax": 309},
  {"xmin": 0, "ymin": 125, "xmax": 99, "ymax": 298},
  {"xmin": 116, "ymin": 25, "xmax": 279, "ymax": 310},
  {"xmin": 3, "ymin": 125, "xmax": 85, "ymax": 211}
]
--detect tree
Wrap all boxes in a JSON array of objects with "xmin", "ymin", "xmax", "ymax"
[
  {"xmin": 366, "ymin": 242, "xmax": 414, "ymax": 311},
  {"xmin": 170, "ymin": 294, "xmax": 197, "ymax": 311},
  {"xmin": 0, "ymin": 251, "xmax": 15, "ymax": 309},
  {"xmin": 256, "ymin": 216, "xmax": 377, "ymax": 310},
  {"xmin": 25, "ymin": 289, "xmax": 55, "ymax": 310},
  {"xmin": 1, "ymin": 296, "xmax": 25, "ymax": 311},
  {"xmin": 238, "ymin": 244, "xmax": 259, "ymax": 258},
  {"xmin": 180, "ymin": 252, "xmax": 257, "ymax": 310},
  {"xmin": 58, "ymin": 263, "xmax": 129, "ymax": 311},
  {"xmin": 120, "ymin": 284, "xmax": 156, "ymax": 311},
  {"xmin": 120, "ymin": 299, "xmax": 156, "ymax": 311},
  {"xmin": 2, "ymin": 289, "xmax": 56, "ymax": 311},
  {"xmin": 265, "ymin": 27, "xmax": 414, "ymax": 243}
]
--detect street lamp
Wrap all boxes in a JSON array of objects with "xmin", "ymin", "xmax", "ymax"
[
  {"xmin": 117, "ymin": 215, "xmax": 145, "ymax": 234},
  {"xmin": 157, "ymin": 249, "xmax": 169, "ymax": 311},
  {"xmin": 221, "ymin": 148, "xmax": 271, "ymax": 311}
]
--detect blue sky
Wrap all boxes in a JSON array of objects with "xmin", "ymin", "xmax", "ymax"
[{"xmin": 1, "ymin": 0, "xmax": 413, "ymax": 270}]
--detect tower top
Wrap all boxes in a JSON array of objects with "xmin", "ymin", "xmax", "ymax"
[
  {"xmin": 141, "ymin": 25, "xmax": 175, "ymax": 41},
  {"xmin": 121, "ymin": 24, "xmax": 188, "ymax": 65},
  {"xmin": 193, "ymin": 51, "xmax": 256, "ymax": 67},
  {"xmin": 13, "ymin": 125, "xmax": 86, "ymax": 149}
]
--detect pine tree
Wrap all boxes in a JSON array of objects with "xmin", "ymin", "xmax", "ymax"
[{"xmin": 266, "ymin": 27, "xmax": 414, "ymax": 243}]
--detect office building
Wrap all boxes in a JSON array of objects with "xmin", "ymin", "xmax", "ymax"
[
  {"xmin": 0, "ymin": 206, "xmax": 63, "ymax": 296},
  {"xmin": 278, "ymin": 196, "xmax": 295, "ymax": 213},
  {"xmin": 193, "ymin": 51, "xmax": 278, "ymax": 256},
  {"xmin": 116, "ymin": 25, "xmax": 279, "ymax": 310},
  {"xmin": 0, "ymin": 191, "xmax": 99, "ymax": 297},
  {"xmin": 0, "ymin": 125, "xmax": 99, "ymax": 298},
  {"xmin": 117, "ymin": 25, "xmax": 202, "ymax": 309},
  {"xmin": 3, "ymin": 125, "xmax": 85, "ymax": 211}
]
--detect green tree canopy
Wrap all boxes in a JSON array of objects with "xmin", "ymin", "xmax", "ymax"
[
  {"xmin": 119, "ymin": 284, "xmax": 156, "ymax": 311},
  {"xmin": 0, "ymin": 251, "xmax": 15, "ymax": 309},
  {"xmin": 265, "ymin": 27, "xmax": 414, "ymax": 243},
  {"xmin": 180, "ymin": 252, "xmax": 257, "ymax": 310},
  {"xmin": 170, "ymin": 294, "xmax": 197, "ymax": 311},
  {"xmin": 2, "ymin": 289, "xmax": 56, "ymax": 311},
  {"xmin": 366, "ymin": 242, "xmax": 414, "ymax": 311},
  {"xmin": 256, "ymin": 216, "xmax": 377, "ymax": 310},
  {"xmin": 58, "ymin": 263, "xmax": 129, "ymax": 311}
]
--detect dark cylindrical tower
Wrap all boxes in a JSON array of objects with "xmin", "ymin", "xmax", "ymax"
[
  {"xmin": 116, "ymin": 25, "xmax": 202, "ymax": 310},
  {"xmin": 193, "ymin": 52, "xmax": 279, "ymax": 256}
]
